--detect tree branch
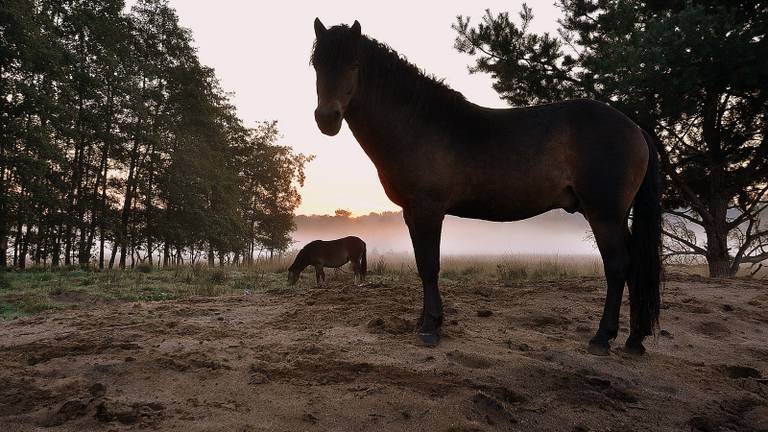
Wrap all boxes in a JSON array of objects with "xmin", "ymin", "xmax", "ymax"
[
  {"xmin": 741, "ymin": 252, "xmax": 768, "ymax": 264},
  {"xmin": 666, "ymin": 209, "xmax": 704, "ymax": 226},
  {"xmin": 728, "ymin": 184, "xmax": 768, "ymax": 228},
  {"xmin": 662, "ymin": 229, "xmax": 707, "ymax": 254},
  {"xmin": 653, "ymin": 127, "xmax": 711, "ymax": 220}
]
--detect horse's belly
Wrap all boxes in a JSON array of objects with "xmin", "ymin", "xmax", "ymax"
[
  {"xmin": 448, "ymin": 184, "xmax": 576, "ymax": 222},
  {"xmin": 320, "ymin": 255, "xmax": 350, "ymax": 268},
  {"xmin": 448, "ymin": 201, "xmax": 550, "ymax": 222}
]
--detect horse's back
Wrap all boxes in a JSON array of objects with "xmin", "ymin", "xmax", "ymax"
[
  {"xmin": 445, "ymin": 99, "xmax": 647, "ymax": 221},
  {"xmin": 341, "ymin": 235, "xmax": 365, "ymax": 247},
  {"xmin": 303, "ymin": 236, "xmax": 365, "ymax": 268}
]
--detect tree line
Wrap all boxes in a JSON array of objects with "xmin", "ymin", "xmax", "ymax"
[
  {"xmin": 454, "ymin": 0, "xmax": 768, "ymax": 277},
  {"xmin": 0, "ymin": 0, "xmax": 311, "ymax": 270}
]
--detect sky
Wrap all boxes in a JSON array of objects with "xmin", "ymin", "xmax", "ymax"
[
  {"xmin": 128, "ymin": 1, "xmax": 596, "ymax": 254},
  {"xmin": 153, "ymin": 0, "xmax": 564, "ymax": 216}
]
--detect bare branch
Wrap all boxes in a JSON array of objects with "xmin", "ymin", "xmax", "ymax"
[
  {"xmin": 662, "ymin": 229, "xmax": 707, "ymax": 255},
  {"xmin": 728, "ymin": 184, "xmax": 768, "ymax": 228},
  {"xmin": 666, "ymin": 209, "xmax": 704, "ymax": 226},
  {"xmin": 741, "ymin": 252, "xmax": 768, "ymax": 264}
]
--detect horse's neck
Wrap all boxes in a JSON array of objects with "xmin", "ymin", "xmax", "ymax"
[{"xmin": 344, "ymin": 75, "xmax": 426, "ymax": 169}]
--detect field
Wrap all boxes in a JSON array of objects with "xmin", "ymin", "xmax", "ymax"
[{"xmin": 1, "ymin": 255, "xmax": 767, "ymax": 431}]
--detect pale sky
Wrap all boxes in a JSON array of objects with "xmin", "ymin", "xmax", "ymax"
[{"xmin": 157, "ymin": 1, "xmax": 564, "ymax": 215}]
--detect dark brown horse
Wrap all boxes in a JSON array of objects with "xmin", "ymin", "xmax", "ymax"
[
  {"xmin": 310, "ymin": 20, "xmax": 661, "ymax": 355},
  {"xmin": 288, "ymin": 236, "xmax": 367, "ymax": 286}
]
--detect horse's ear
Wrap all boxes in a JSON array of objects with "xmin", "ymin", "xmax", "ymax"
[
  {"xmin": 350, "ymin": 20, "xmax": 361, "ymax": 38},
  {"xmin": 314, "ymin": 18, "xmax": 327, "ymax": 37}
]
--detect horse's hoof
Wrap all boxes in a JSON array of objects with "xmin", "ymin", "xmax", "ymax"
[
  {"xmin": 624, "ymin": 341, "xmax": 646, "ymax": 356},
  {"xmin": 587, "ymin": 341, "xmax": 610, "ymax": 356},
  {"xmin": 417, "ymin": 331, "xmax": 440, "ymax": 347}
]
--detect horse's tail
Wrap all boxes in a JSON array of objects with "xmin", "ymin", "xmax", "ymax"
[
  {"xmin": 360, "ymin": 243, "xmax": 367, "ymax": 280},
  {"xmin": 630, "ymin": 129, "xmax": 663, "ymax": 337}
]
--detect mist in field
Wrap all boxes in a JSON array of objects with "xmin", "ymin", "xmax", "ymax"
[{"xmin": 293, "ymin": 211, "xmax": 596, "ymax": 255}]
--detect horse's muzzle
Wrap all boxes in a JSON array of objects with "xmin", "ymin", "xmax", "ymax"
[{"xmin": 315, "ymin": 107, "xmax": 343, "ymax": 136}]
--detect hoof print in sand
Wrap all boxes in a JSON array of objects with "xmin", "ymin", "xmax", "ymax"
[
  {"xmin": 366, "ymin": 316, "xmax": 412, "ymax": 335},
  {"xmin": 446, "ymin": 350, "xmax": 493, "ymax": 369},
  {"xmin": 95, "ymin": 400, "xmax": 164, "ymax": 425},
  {"xmin": 470, "ymin": 392, "xmax": 517, "ymax": 426},
  {"xmin": 721, "ymin": 365, "xmax": 762, "ymax": 380}
]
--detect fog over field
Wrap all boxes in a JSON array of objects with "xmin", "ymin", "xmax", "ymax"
[{"xmin": 292, "ymin": 211, "xmax": 596, "ymax": 255}]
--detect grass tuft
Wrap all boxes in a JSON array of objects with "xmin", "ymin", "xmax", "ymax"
[
  {"xmin": 0, "ymin": 272, "xmax": 12, "ymax": 290},
  {"xmin": 135, "ymin": 262, "xmax": 154, "ymax": 273}
]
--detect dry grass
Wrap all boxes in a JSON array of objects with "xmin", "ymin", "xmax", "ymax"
[
  {"xmin": 19, "ymin": 252, "xmax": 767, "ymax": 320},
  {"xmin": 364, "ymin": 252, "xmax": 602, "ymax": 283},
  {"xmin": 665, "ymin": 263, "xmax": 768, "ymax": 278}
]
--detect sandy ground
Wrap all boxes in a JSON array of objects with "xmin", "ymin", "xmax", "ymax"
[{"xmin": 1, "ymin": 274, "xmax": 767, "ymax": 431}]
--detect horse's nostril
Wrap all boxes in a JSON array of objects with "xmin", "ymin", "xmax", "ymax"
[{"xmin": 315, "ymin": 108, "xmax": 342, "ymax": 125}]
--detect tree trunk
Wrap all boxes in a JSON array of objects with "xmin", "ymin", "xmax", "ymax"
[
  {"xmin": 52, "ymin": 227, "xmax": 61, "ymax": 268},
  {"xmin": 33, "ymin": 224, "xmax": 46, "ymax": 265},
  {"xmin": 163, "ymin": 242, "xmax": 170, "ymax": 267},
  {"xmin": 78, "ymin": 224, "xmax": 89, "ymax": 266},
  {"xmin": 64, "ymin": 225, "xmax": 72, "ymax": 266},
  {"xmin": 13, "ymin": 225, "xmax": 19, "ymax": 267},
  {"xmin": 0, "ymin": 117, "xmax": 6, "ymax": 269},
  {"xmin": 19, "ymin": 225, "xmax": 31, "ymax": 269},
  {"xmin": 108, "ymin": 239, "xmax": 117, "ymax": 269},
  {"xmin": 98, "ymin": 228, "xmax": 105, "ymax": 270},
  {"xmin": 0, "ymin": 235, "xmax": 7, "ymax": 269},
  {"xmin": 91, "ymin": 85, "xmax": 114, "ymax": 270},
  {"xmin": 704, "ymin": 217, "xmax": 732, "ymax": 277},
  {"xmin": 702, "ymin": 198, "xmax": 736, "ymax": 278}
]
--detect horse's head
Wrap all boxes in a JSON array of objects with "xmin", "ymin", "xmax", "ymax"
[
  {"xmin": 311, "ymin": 18, "xmax": 361, "ymax": 136},
  {"xmin": 287, "ymin": 270, "xmax": 300, "ymax": 286}
]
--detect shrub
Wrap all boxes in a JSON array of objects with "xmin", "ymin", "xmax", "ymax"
[
  {"xmin": 135, "ymin": 262, "xmax": 153, "ymax": 273},
  {"xmin": 208, "ymin": 267, "xmax": 229, "ymax": 284},
  {"xmin": 0, "ymin": 272, "xmax": 12, "ymax": 290}
]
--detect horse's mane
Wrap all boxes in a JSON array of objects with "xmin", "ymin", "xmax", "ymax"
[
  {"xmin": 311, "ymin": 25, "xmax": 468, "ymax": 115},
  {"xmin": 357, "ymin": 37, "xmax": 467, "ymax": 107}
]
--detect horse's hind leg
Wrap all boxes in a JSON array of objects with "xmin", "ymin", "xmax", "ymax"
[
  {"xmin": 351, "ymin": 259, "xmax": 360, "ymax": 284},
  {"xmin": 355, "ymin": 253, "xmax": 366, "ymax": 284},
  {"xmin": 587, "ymin": 217, "xmax": 630, "ymax": 356}
]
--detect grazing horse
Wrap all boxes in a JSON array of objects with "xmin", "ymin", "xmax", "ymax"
[
  {"xmin": 310, "ymin": 19, "xmax": 662, "ymax": 355},
  {"xmin": 288, "ymin": 236, "xmax": 367, "ymax": 286}
]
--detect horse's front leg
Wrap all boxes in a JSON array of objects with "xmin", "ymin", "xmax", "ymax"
[
  {"xmin": 404, "ymin": 208, "xmax": 445, "ymax": 346},
  {"xmin": 314, "ymin": 265, "xmax": 323, "ymax": 287}
]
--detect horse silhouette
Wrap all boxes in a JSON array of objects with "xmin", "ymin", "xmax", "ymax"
[
  {"xmin": 288, "ymin": 236, "xmax": 367, "ymax": 286},
  {"xmin": 310, "ymin": 19, "xmax": 661, "ymax": 355}
]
